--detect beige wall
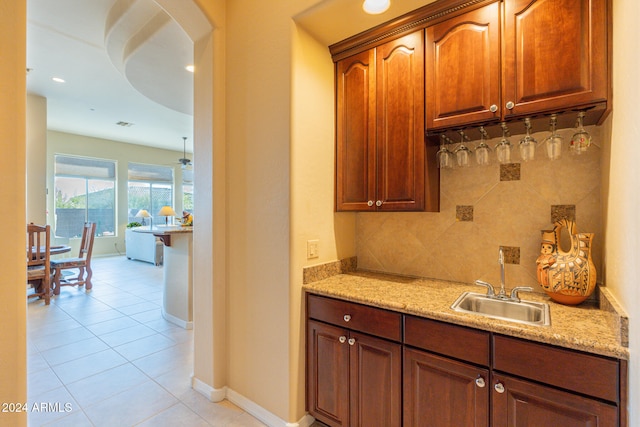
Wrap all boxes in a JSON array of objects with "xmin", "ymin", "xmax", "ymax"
[
  {"xmin": 26, "ymin": 94, "xmax": 47, "ymax": 224},
  {"xmin": 357, "ymin": 125, "xmax": 604, "ymax": 292},
  {"xmin": 0, "ymin": 2, "xmax": 27, "ymax": 426},
  {"xmin": 290, "ymin": 25, "xmax": 356, "ymax": 419},
  {"xmin": 45, "ymin": 131, "xmax": 185, "ymax": 257},
  {"xmin": 607, "ymin": 0, "xmax": 640, "ymax": 418}
]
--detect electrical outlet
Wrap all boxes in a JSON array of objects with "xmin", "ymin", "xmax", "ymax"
[{"xmin": 307, "ymin": 239, "xmax": 319, "ymax": 259}]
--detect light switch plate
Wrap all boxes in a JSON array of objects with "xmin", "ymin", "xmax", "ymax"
[{"xmin": 307, "ymin": 240, "xmax": 319, "ymax": 259}]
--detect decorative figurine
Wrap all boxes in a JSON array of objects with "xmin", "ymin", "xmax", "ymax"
[{"xmin": 536, "ymin": 218, "xmax": 596, "ymax": 305}]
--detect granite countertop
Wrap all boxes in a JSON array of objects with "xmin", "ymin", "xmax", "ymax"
[
  {"xmin": 133, "ymin": 226, "xmax": 193, "ymax": 234},
  {"xmin": 302, "ymin": 271, "xmax": 629, "ymax": 360}
]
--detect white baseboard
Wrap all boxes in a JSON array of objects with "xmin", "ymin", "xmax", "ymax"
[
  {"xmin": 191, "ymin": 376, "xmax": 227, "ymax": 402},
  {"xmin": 161, "ymin": 307, "xmax": 193, "ymax": 329},
  {"xmin": 190, "ymin": 379, "xmax": 315, "ymax": 427}
]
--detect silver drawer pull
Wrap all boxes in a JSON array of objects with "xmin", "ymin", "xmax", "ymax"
[
  {"xmin": 339, "ymin": 336, "xmax": 346, "ymax": 343},
  {"xmin": 494, "ymin": 382, "xmax": 505, "ymax": 393},
  {"xmin": 475, "ymin": 377, "xmax": 486, "ymax": 388},
  {"xmin": 348, "ymin": 338, "xmax": 356, "ymax": 346},
  {"xmin": 343, "ymin": 314, "xmax": 351, "ymax": 322}
]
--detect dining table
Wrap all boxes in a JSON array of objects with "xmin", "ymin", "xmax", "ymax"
[
  {"xmin": 30, "ymin": 245, "xmax": 72, "ymax": 256},
  {"xmin": 50, "ymin": 245, "xmax": 72, "ymax": 255}
]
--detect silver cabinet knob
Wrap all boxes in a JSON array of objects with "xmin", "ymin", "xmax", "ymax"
[
  {"xmin": 339, "ymin": 336, "xmax": 346, "ymax": 343},
  {"xmin": 475, "ymin": 377, "xmax": 486, "ymax": 388},
  {"xmin": 494, "ymin": 382, "xmax": 505, "ymax": 393},
  {"xmin": 348, "ymin": 338, "xmax": 356, "ymax": 346},
  {"xmin": 367, "ymin": 200, "xmax": 374, "ymax": 207},
  {"xmin": 375, "ymin": 200, "xmax": 382, "ymax": 207},
  {"xmin": 489, "ymin": 104, "xmax": 498, "ymax": 113},
  {"xmin": 343, "ymin": 314, "xmax": 351, "ymax": 322},
  {"xmin": 505, "ymin": 101, "xmax": 515, "ymax": 110}
]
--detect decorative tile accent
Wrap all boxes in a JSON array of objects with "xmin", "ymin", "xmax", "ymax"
[
  {"xmin": 500, "ymin": 163, "xmax": 521, "ymax": 181},
  {"xmin": 303, "ymin": 257, "xmax": 357, "ymax": 284},
  {"xmin": 551, "ymin": 204, "xmax": 576, "ymax": 223},
  {"xmin": 500, "ymin": 246, "xmax": 520, "ymax": 264},
  {"xmin": 456, "ymin": 205, "xmax": 474, "ymax": 222}
]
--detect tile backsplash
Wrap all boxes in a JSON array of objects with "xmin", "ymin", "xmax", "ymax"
[{"xmin": 356, "ymin": 125, "xmax": 603, "ymax": 290}]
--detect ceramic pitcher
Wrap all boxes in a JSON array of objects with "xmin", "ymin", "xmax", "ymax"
[{"xmin": 536, "ymin": 219, "xmax": 596, "ymax": 305}]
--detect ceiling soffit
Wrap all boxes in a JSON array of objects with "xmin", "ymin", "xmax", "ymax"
[{"xmin": 105, "ymin": 0, "xmax": 193, "ymax": 115}]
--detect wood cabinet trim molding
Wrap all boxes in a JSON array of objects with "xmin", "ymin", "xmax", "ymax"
[{"xmin": 329, "ymin": 0, "xmax": 497, "ymax": 61}]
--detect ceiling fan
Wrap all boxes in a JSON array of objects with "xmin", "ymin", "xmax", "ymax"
[{"xmin": 177, "ymin": 136, "xmax": 192, "ymax": 168}]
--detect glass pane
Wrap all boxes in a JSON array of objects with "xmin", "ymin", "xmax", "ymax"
[
  {"xmin": 183, "ymin": 184, "xmax": 193, "ymax": 211},
  {"xmin": 54, "ymin": 177, "xmax": 87, "ymax": 238},
  {"xmin": 128, "ymin": 182, "xmax": 151, "ymax": 224},
  {"xmin": 152, "ymin": 184, "xmax": 173, "ymax": 218},
  {"xmin": 87, "ymin": 179, "xmax": 115, "ymax": 236}
]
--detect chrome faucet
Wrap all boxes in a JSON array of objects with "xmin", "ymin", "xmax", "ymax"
[
  {"xmin": 474, "ymin": 248, "xmax": 533, "ymax": 302},
  {"xmin": 498, "ymin": 247, "xmax": 506, "ymax": 298}
]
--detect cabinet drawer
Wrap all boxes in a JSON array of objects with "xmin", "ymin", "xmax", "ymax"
[
  {"xmin": 307, "ymin": 294, "xmax": 402, "ymax": 341},
  {"xmin": 404, "ymin": 316, "xmax": 490, "ymax": 366},
  {"xmin": 493, "ymin": 335, "xmax": 619, "ymax": 402}
]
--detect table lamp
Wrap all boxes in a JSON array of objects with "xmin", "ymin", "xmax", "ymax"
[
  {"xmin": 135, "ymin": 209, "xmax": 151, "ymax": 227},
  {"xmin": 158, "ymin": 206, "xmax": 177, "ymax": 226}
]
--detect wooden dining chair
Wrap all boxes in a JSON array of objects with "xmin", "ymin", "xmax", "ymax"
[
  {"xmin": 51, "ymin": 222, "xmax": 97, "ymax": 295},
  {"xmin": 27, "ymin": 223, "xmax": 52, "ymax": 305}
]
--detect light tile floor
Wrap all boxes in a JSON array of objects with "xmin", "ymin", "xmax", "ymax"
[{"xmin": 27, "ymin": 255, "xmax": 267, "ymax": 427}]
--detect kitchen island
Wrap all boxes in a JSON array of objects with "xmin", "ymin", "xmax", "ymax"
[{"xmin": 135, "ymin": 226, "xmax": 193, "ymax": 329}]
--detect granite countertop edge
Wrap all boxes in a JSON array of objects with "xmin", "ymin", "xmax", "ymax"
[{"xmin": 302, "ymin": 271, "xmax": 629, "ymax": 360}]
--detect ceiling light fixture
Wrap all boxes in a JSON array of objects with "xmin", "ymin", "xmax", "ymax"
[
  {"xmin": 52, "ymin": 77, "xmax": 65, "ymax": 83},
  {"xmin": 363, "ymin": 0, "xmax": 390, "ymax": 14},
  {"xmin": 185, "ymin": 65, "xmax": 195, "ymax": 73}
]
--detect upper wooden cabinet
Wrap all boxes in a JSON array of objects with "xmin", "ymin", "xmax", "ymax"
[
  {"xmin": 502, "ymin": 0, "xmax": 609, "ymax": 118},
  {"xmin": 336, "ymin": 30, "xmax": 438, "ymax": 212},
  {"xmin": 425, "ymin": 0, "xmax": 610, "ymax": 130},
  {"xmin": 426, "ymin": 1, "xmax": 501, "ymax": 130}
]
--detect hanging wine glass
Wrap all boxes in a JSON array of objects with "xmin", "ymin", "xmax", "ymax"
[
  {"xmin": 519, "ymin": 118, "xmax": 537, "ymax": 162},
  {"xmin": 436, "ymin": 134, "xmax": 453, "ymax": 169},
  {"xmin": 454, "ymin": 130, "xmax": 472, "ymax": 168},
  {"xmin": 495, "ymin": 122, "xmax": 512, "ymax": 164},
  {"xmin": 475, "ymin": 127, "xmax": 492, "ymax": 166},
  {"xmin": 570, "ymin": 111, "xmax": 591, "ymax": 154},
  {"xmin": 543, "ymin": 114, "xmax": 563, "ymax": 160}
]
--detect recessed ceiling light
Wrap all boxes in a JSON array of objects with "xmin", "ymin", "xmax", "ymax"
[
  {"xmin": 185, "ymin": 65, "xmax": 195, "ymax": 73},
  {"xmin": 363, "ymin": 0, "xmax": 390, "ymax": 14},
  {"xmin": 52, "ymin": 77, "xmax": 65, "ymax": 83}
]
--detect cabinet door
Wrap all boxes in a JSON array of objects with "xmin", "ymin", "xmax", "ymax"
[
  {"xmin": 492, "ymin": 374, "xmax": 618, "ymax": 427},
  {"xmin": 503, "ymin": 0, "xmax": 608, "ymax": 118},
  {"xmin": 307, "ymin": 320, "xmax": 349, "ymax": 427},
  {"xmin": 403, "ymin": 347, "xmax": 489, "ymax": 427},
  {"xmin": 425, "ymin": 1, "xmax": 500, "ymax": 130},
  {"xmin": 336, "ymin": 49, "xmax": 377, "ymax": 211},
  {"xmin": 376, "ymin": 30, "xmax": 425, "ymax": 211},
  {"xmin": 349, "ymin": 332, "xmax": 402, "ymax": 427}
]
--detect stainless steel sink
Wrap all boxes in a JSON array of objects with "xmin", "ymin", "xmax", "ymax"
[{"xmin": 451, "ymin": 292, "xmax": 551, "ymax": 326}]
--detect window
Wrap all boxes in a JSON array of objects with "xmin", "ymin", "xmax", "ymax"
[
  {"xmin": 128, "ymin": 163, "xmax": 174, "ymax": 225},
  {"xmin": 182, "ymin": 168, "xmax": 193, "ymax": 213},
  {"xmin": 54, "ymin": 155, "xmax": 116, "ymax": 238}
]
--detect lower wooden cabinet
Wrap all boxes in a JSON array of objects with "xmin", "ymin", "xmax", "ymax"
[
  {"xmin": 403, "ymin": 347, "xmax": 489, "ymax": 427},
  {"xmin": 306, "ymin": 294, "xmax": 402, "ymax": 427},
  {"xmin": 492, "ymin": 373, "xmax": 618, "ymax": 427},
  {"xmin": 307, "ymin": 320, "xmax": 401, "ymax": 427},
  {"xmin": 306, "ymin": 295, "xmax": 626, "ymax": 427}
]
